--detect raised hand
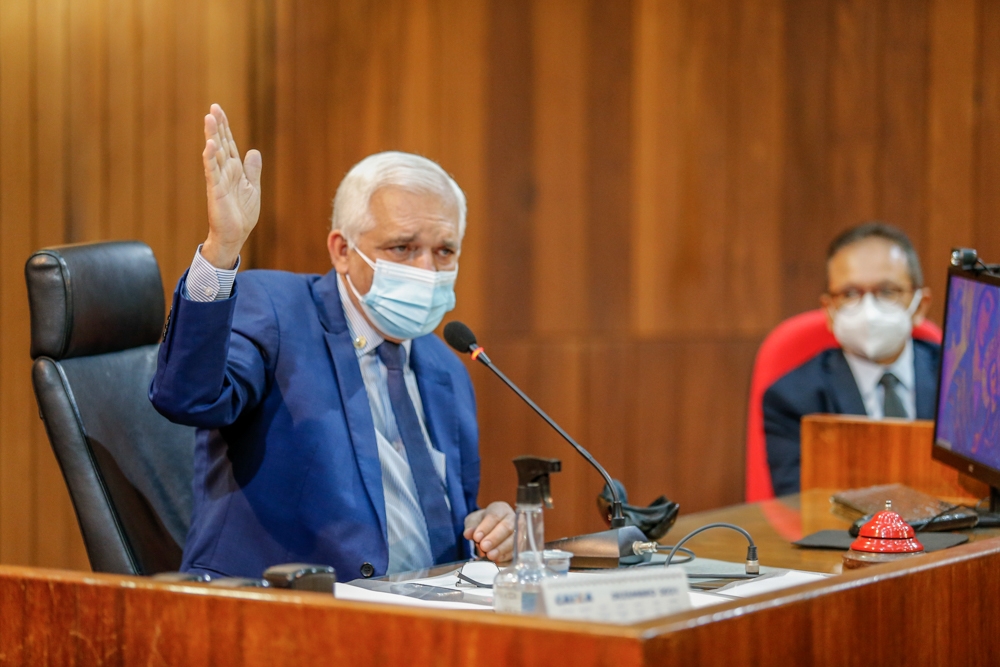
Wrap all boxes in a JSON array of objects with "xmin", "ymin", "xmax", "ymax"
[{"xmin": 200, "ymin": 104, "xmax": 262, "ymax": 270}]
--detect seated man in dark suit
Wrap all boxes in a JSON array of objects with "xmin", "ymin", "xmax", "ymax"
[
  {"xmin": 150, "ymin": 104, "xmax": 513, "ymax": 579},
  {"xmin": 763, "ymin": 223, "xmax": 940, "ymax": 496}
]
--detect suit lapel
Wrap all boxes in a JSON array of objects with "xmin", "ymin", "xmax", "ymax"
[
  {"xmin": 914, "ymin": 340, "xmax": 941, "ymax": 419},
  {"xmin": 313, "ymin": 271, "xmax": 388, "ymax": 541},
  {"xmin": 827, "ymin": 350, "xmax": 868, "ymax": 415},
  {"xmin": 410, "ymin": 338, "xmax": 465, "ymax": 524}
]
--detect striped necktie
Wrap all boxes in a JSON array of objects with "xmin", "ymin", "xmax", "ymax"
[{"xmin": 376, "ymin": 341, "xmax": 458, "ymax": 564}]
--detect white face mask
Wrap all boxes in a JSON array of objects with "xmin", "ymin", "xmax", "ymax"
[{"xmin": 831, "ymin": 290, "xmax": 922, "ymax": 362}]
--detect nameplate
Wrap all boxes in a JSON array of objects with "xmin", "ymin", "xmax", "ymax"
[{"xmin": 540, "ymin": 568, "xmax": 691, "ymax": 624}]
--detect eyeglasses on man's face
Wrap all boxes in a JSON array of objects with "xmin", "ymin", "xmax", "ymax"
[{"xmin": 827, "ymin": 284, "xmax": 914, "ymax": 310}]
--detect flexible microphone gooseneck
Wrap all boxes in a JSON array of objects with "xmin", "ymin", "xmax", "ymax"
[{"xmin": 443, "ymin": 321, "xmax": 626, "ymax": 528}]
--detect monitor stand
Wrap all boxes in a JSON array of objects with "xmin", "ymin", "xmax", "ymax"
[{"xmin": 974, "ymin": 486, "xmax": 1000, "ymax": 528}]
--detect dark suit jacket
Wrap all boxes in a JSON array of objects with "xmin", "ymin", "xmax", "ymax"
[
  {"xmin": 149, "ymin": 269, "xmax": 480, "ymax": 579},
  {"xmin": 762, "ymin": 339, "xmax": 941, "ymax": 496}
]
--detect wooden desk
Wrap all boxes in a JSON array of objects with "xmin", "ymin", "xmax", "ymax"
[
  {"xmin": 2, "ymin": 493, "xmax": 999, "ymax": 666},
  {"xmin": 800, "ymin": 415, "xmax": 990, "ymax": 499}
]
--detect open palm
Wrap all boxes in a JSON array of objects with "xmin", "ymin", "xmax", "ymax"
[{"xmin": 201, "ymin": 104, "xmax": 262, "ymax": 269}]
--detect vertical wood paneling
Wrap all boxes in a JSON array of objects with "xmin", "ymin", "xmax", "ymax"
[
  {"xmin": 1, "ymin": 0, "xmax": 253, "ymax": 568},
  {"xmin": 829, "ymin": 0, "xmax": 880, "ymax": 228},
  {"xmin": 139, "ymin": 0, "xmax": 174, "ymax": 285},
  {"xmin": 586, "ymin": 0, "xmax": 633, "ymax": 334},
  {"xmin": 975, "ymin": 0, "xmax": 1000, "ymax": 262},
  {"xmin": 484, "ymin": 0, "xmax": 534, "ymax": 335},
  {"xmin": 171, "ymin": 0, "xmax": 206, "ymax": 282},
  {"xmin": 0, "ymin": 0, "xmax": 37, "ymax": 565},
  {"xmin": 106, "ymin": 0, "xmax": 139, "ymax": 241},
  {"xmin": 4, "ymin": 0, "xmax": 1000, "ymax": 566},
  {"xmin": 531, "ymin": 0, "xmax": 588, "ymax": 335},
  {"xmin": 731, "ymin": 0, "xmax": 784, "ymax": 334},
  {"xmin": 632, "ymin": 0, "xmax": 682, "ymax": 337},
  {"xmin": 436, "ymin": 0, "xmax": 487, "ymax": 333},
  {"xmin": 880, "ymin": 0, "xmax": 929, "ymax": 253},
  {"xmin": 782, "ymin": 0, "xmax": 833, "ymax": 315},
  {"xmin": 68, "ymin": 0, "xmax": 108, "ymax": 242},
  {"xmin": 927, "ymin": 0, "xmax": 977, "ymax": 323},
  {"xmin": 33, "ymin": 0, "xmax": 88, "ymax": 570}
]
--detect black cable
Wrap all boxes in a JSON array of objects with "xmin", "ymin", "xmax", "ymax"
[
  {"xmin": 655, "ymin": 544, "xmax": 695, "ymax": 563},
  {"xmin": 974, "ymin": 260, "xmax": 1000, "ymax": 276},
  {"xmin": 914, "ymin": 503, "xmax": 961, "ymax": 534},
  {"xmin": 663, "ymin": 522, "xmax": 758, "ymax": 575}
]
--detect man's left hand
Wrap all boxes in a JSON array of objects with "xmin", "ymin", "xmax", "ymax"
[{"xmin": 463, "ymin": 501, "xmax": 515, "ymax": 563}]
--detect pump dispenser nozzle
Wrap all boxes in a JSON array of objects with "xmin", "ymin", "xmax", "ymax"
[{"xmin": 513, "ymin": 456, "xmax": 561, "ymax": 507}]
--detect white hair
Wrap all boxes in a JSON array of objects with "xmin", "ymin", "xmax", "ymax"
[{"xmin": 331, "ymin": 151, "xmax": 467, "ymax": 245}]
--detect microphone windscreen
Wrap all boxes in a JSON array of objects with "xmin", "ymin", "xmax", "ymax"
[{"xmin": 443, "ymin": 321, "xmax": 478, "ymax": 352}]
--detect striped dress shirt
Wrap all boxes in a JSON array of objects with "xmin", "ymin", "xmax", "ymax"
[{"xmin": 185, "ymin": 248, "xmax": 446, "ymax": 573}]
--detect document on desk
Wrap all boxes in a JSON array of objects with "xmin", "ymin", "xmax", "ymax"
[
  {"xmin": 334, "ymin": 582, "xmax": 490, "ymax": 611},
  {"xmin": 338, "ymin": 560, "xmax": 832, "ymax": 615},
  {"xmin": 711, "ymin": 570, "xmax": 830, "ymax": 599}
]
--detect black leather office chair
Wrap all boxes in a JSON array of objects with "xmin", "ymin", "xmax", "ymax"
[{"xmin": 26, "ymin": 241, "xmax": 195, "ymax": 575}]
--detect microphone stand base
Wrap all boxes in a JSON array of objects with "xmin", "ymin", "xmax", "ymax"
[{"xmin": 545, "ymin": 525, "xmax": 651, "ymax": 569}]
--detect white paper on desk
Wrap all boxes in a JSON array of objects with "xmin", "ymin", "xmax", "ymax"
[
  {"xmin": 688, "ymin": 591, "xmax": 730, "ymax": 609},
  {"xmin": 714, "ymin": 570, "xmax": 830, "ymax": 599},
  {"xmin": 334, "ymin": 583, "xmax": 490, "ymax": 611}
]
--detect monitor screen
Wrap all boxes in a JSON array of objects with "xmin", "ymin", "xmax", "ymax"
[{"xmin": 933, "ymin": 268, "xmax": 1000, "ymax": 492}]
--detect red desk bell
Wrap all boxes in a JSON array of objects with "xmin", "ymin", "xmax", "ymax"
[{"xmin": 842, "ymin": 501, "xmax": 924, "ymax": 570}]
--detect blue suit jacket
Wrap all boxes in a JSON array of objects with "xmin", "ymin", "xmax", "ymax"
[
  {"xmin": 149, "ymin": 269, "xmax": 480, "ymax": 579},
  {"xmin": 762, "ymin": 339, "xmax": 941, "ymax": 496}
]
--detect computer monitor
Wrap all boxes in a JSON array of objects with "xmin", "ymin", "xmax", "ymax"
[{"xmin": 933, "ymin": 266, "xmax": 1000, "ymax": 513}]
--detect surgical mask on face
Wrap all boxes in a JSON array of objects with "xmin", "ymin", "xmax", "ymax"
[
  {"xmin": 345, "ymin": 247, "xmax": 458, "ymax": 340},
  {"xmin": 831, "ymin": 290, "xmax": 923, "ymax": 362}
]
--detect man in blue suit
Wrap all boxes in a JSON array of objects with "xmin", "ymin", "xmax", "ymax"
[
  {"xmin": 763, "ymin": 223, "xmax": 940, "ymax": 496},
  {"xmin": 150, "ymin": 104, "xmax": 514, "ymax": 579}
]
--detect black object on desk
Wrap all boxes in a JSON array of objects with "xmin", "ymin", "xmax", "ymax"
[{"xmin": 794, "ymin": 530, "xmax": 968, "ymax": 552}]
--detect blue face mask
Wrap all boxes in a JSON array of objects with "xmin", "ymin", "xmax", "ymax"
[{"xmin": 346, "ymin": 248, "xmax": 458, "ymax": 340}]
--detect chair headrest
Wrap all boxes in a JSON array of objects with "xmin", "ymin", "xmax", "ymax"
[{"xmin": 26, "ymin": 241, "xmax": 166, "ymax": 360}]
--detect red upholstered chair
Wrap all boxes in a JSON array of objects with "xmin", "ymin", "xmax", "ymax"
[{"xmin": 745, "ymin": 309, "xmax": 943, "ymax": 502}]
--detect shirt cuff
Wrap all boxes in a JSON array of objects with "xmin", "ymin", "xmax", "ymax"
[{"xmin": 184, "ymin": 244, "xmax": 240, "ymax": 302}]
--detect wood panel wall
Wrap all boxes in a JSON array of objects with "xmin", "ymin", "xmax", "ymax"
[
  {"xmin": 2, "ymin": 0, "xmax": 999, "ymax": 569},
  {"xmin": 0, "ymin": 0, "xmax": 266, "ymax": 568}
]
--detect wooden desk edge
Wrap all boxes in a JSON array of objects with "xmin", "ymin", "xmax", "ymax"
[
  {"xmin": 635, "ymin": 535, "xmax": 1000, "ymax": 637},
  {"xmin": 7, "ymin": 534, "xmax": 1000, "ymax": 641},
  {"xmin": 0, "ymin": 564, "xmax": 635, "ymax": 638}
]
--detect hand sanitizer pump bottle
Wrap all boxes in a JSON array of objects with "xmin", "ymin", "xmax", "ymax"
[{"xmin": 493, "ymin": 456, "xmax": 561, "ymax": 615}]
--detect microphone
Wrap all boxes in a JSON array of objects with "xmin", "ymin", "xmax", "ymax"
[{"xmin": 444, "ymin": 321, "xmax": 626, "ymax": 528}]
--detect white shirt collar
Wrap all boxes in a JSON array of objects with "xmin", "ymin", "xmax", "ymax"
[
  {"xmin": 843, "ymin": 337, "xmax": 915, "ymax": 397},
  {"xmin": 336, "ymin": 273, "xmax": 412, "ymax": 360}
]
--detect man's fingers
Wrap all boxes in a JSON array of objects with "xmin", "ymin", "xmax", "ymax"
[
  {"xmin": 214, "ymin": 104, "xmax": 239, "ymax": 159},
  {"xmin": 203, "ymin": 113, "xmax": 217, "ymax": 141},
  {"xmin": 203, "ymin": 139, "xmax": 222, "ymax": 184},
  {"xmin": 243, "ymin": 149, "xmax": 262, "ymax": 188},
  {"xmin": 209, "ymin": 105, "xmax": 229, "ymax": 161},
  {"xmin": 471, "ymin": 512, "xmax": 502, "ymax": 546},
  {"xmin": 223, "ymin": 117, "xmax": 240, "ymax": 159},
  {"xmin": 463, "ymin": 509, "xmax": 485, "ymax": 540},
  {"xmin": 488, "ymin": 534, "xmax": 515, "ymax": 562},
  {"xmin": 479, "ymin": 516, "xmax": 514, "ymax": 553},
  {"xmin": 477, "ymin": 503, "xmax": 515, "ymax": 552}
]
